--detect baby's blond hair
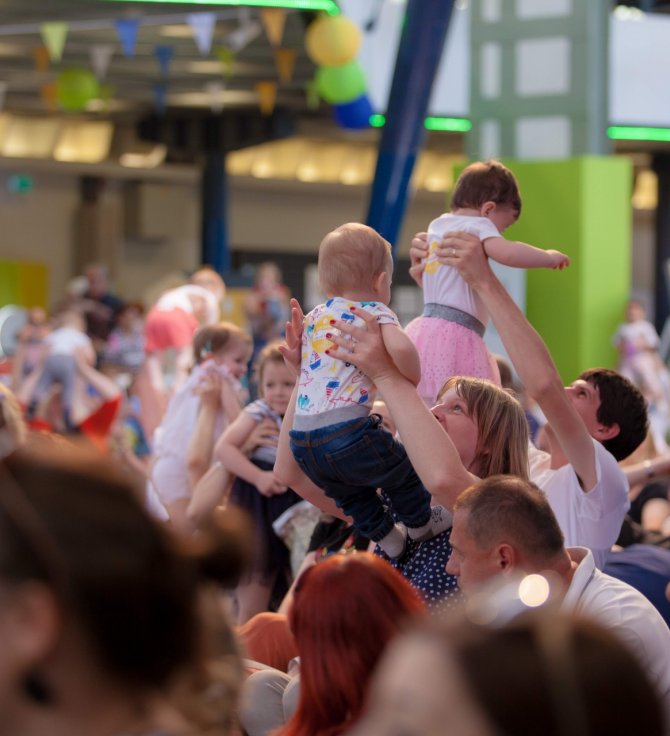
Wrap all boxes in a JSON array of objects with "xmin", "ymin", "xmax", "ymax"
[{"xmin": 318, "ymin": 223, "xmax": 392, "ymax": 296}]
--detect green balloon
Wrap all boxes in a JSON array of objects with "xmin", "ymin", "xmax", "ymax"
[
  {"xmin": 57, "ymin": 68, "xmax": 99, "ymax": 112},
  {"xmin": 315, "ymin": 62, "xmax": 367, "ymax": 105}
]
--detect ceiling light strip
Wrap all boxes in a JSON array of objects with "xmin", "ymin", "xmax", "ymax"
[
  {"xmin": 607, "ymin": 125, "xmax": 670, "ymax": 142},
  {"xmin": 369, "ymin": 114, "xmax": 472, "ymax": 133},
  {"xmin": 104, "ymin": 0, "xmax": 340, "ymax": 15}
]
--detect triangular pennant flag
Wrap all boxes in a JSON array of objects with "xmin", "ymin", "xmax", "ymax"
[
  {"xmin": 0, "ymin": 82, "xmax": 7, "ymax": 112},
  {"xmin": 274, "ymin": 48, "xmax": 296, "ymax": 84},
  {"xmin": 255, "ymin": 80, "xmax": 277, "ymax": 116},
  {"xmin": 154, "ymin": 45, "xmax": 174, "ymax": 78},
  {"xmin": 90, "ymin": 44, "xmax": 114, "ymax": 80},
  {"xmin": 237, "ymin": 7, "xmax": 252, "ymax": 26},
  {"xmin": 187, "ymin": 12, "xmax": 217, "ymax": 56},
  {"xmin": 33, "ymin": 46, "xmax": 50, "ymax": 73},
  {"xmin": 225, "ymin": 20, "xmax": 261, "ymax": 53},
  {"xmin": 306, "ymin": 78, "xmax": 320, "ymax": 110},
  {"xmin": 40, "ymin": 22, "xmax": 68, "ymax": 63},
  {"xmin": 260, "ymin": 9, "xmax": 287, "ymax": 47},
  {"xmin": 116, "ymin": 18, "xmax": 140, "ymax": 58},
  {"xmin": 205, "ymin": 80, "xmax": 226, "ymax": 114},
  {"xmin": 215, "ymin": 47, "xmax": 235, "ymax": 78},
  {"xmin": 153, "ymin": 83, "xmax": 168, "ymax": 115},
  {"xmin": 40, "ymin": 82, "xmax": 58, "ymax": 111}
]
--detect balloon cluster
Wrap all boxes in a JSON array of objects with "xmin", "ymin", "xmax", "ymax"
[{"xmin": 305, "ymin": 15, "xmax": 372, "ymax": 130}]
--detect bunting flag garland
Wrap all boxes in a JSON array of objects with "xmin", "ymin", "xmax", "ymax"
[
  {"xmin": 153, "ymin": 83, "xmax": 168, "ymax": 114},
  {"xmin": 255, "ymin": 80, "xmax": 277, "ymax": 116},
  {"xmin": 187, "ymin": 12, "xmax": 217, "ymax": 56},
  {"xmin": 225, "ymin": 20, "xmax": 261, "ymax": 53},
  {"xmin": 40, "ymin": 82, "xmax": 58, "ymax": 111},
  {"xmin": 215, "ymin": 47, "xmax": 235, "ymax": 78},
  {"xmin": 40, "ymin": 22, "xmax": 68, "ymax": 63},
  {"xmin": 260, "ymin": 8, "xmax": 287, "ymax": 47},
  {"xmin": 90, "ymin": 44, "xmax": 114, "ymax": 81},
  {"xmin": 274, "ymin": 48, "xmax": 296, "ymax": 84},
  {"xmin": 205, "ymin": 80, "xmax": 225, "ymax": 114},
  {"xmin": 116, "ymin": 18, "xmax": 140, "ymax": 58},
  {"xmin": 33, "ymin": 46, "xmax": 50, "ymax": 73},
  {"xmin": 154, "ymin": 45, "xmax": 174, "ymax": 78}
]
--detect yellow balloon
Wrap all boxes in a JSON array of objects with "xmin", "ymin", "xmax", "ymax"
[{"xmin": 305, "ymin": 15, "xmax": 362, "ymax": 67}]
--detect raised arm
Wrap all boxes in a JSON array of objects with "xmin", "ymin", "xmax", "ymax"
[
  {"xmin": 380, "ymin": 324, "xmax": 421, "ymax": 385},
  {"xmin": 326, "ymin": 310, "xmax": 478, "ymax": 509},
  {"xmin": 442, "ymin": 233, "xmax": 598, "ymax": 490},
  {"xmin": 483, "ymin": 237, "xmax": 570, "ymax": 270}
]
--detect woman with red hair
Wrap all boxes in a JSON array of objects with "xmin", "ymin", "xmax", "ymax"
[{"xmin": 238, "ymin": 552, "xmax": 425, "ymax": 736}]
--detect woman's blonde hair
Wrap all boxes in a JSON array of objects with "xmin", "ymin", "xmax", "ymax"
[{"xmin": 438, "ymin": 377, "xmax": 529, "ymax": 480}]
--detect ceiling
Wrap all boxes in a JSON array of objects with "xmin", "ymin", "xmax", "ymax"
[{"xmin": 0, "ymin": 1, "xmax": 326, "ymax": 121}]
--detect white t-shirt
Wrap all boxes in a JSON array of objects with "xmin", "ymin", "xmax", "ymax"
[
  {"xmin": 562, "ymin": 547, "xmax": 670, "ymax": 721},
  {"xmin": 423, "ymin": 213, "xmax": 501, "ymax": 323},
  {"xmin": 46, "ymin": 327, "xmax": 93, "ymax": 356},
  {"xmin": 613, "ymin": 319, "xmax": 660, "ymax": 352},
  {"xmin": 529, "ymin": 439, "xmax": 629, "ymax": 569},
  {"xmin": 155, "ymin": 285, "xmax": 220, "ymax": 325},
  {"xmin": 294, "ymin": 297, "xmax": 400, "ymax": 430}
]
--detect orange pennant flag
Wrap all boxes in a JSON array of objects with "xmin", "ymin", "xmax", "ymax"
[
  {"xmin": 40, "ymin": 82, "xmax": 58, "ymax": 111},
  {"xmin": 33, "ymin": 45, "xmax": 50, "ymax": 73},
  {"xmin": 274, "ymin": 48, "xmax": 296, "ymax": 84},
  {"xmin": 255, "ymin": 80, "xmax": 277, "ymax": 116},
  {"xmin": 260, "ymin": 8, "xmax": 287, "ymax": 47}
]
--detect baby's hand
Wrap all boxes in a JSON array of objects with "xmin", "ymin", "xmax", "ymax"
[
  {"xmin": 547, "ymin": 250, "xmax": 570, "ymax": 270},
  {"xmin": 256, "ymin": 470, "xmax": 287, "ymax": 497}
]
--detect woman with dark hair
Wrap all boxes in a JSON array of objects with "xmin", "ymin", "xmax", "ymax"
[
  {"xmin": 0, "ymin": 445, "xmax": 251, "ymax": 736},
  {"xmin": 352, "ymin": 607, "xmax": 666, "ymax": 736},
  {"xmin": 239, "ymin": 552, "xmax": 425, "ymax": 736}
]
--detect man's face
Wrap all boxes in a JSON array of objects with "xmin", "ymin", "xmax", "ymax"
[
  {"xmin": 446, "ymin": 509, "xmax": 501, "ymax": 594},
  {"xmin": 565, "ymin": 379, "xmax": 604, "ymax": 439}
]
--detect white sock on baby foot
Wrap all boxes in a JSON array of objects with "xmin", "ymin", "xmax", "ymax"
[
  {"xmin": 378, "ymin": 523, "xmax": 408, "ymax": 559},
  {"xmin": 407, "ymin": 506, "xmax": 453, "ymax": 542}
]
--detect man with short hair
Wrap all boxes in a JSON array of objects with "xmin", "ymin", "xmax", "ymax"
[
  {"xmin": 446, "ymin": 474, "xmax": 670, "ymax": 718},
  {"xmin": 411, "ymin": 232, "xmax": 648, "ymax": 567}
]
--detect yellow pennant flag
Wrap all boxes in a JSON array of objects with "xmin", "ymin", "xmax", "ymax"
[
  {"xmin": 255, "ymin": 80, "xmax": 277, "ymax": 116},
  {"xmin": 260, "ymin": 8, "xmax": 287, "ymax": 47},
  {"xmin": 215, "ymin": 47, "xmax": 235, "ymax": 78},
  {"xmin": 41, "ymin": 22, "xmax": 68, "ymax": 62},
  {"xmin": 274, "ymin": 48, "xmax": 296, "ymax": 84}
]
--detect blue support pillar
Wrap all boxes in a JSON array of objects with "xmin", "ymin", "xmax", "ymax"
[
  {"xmin": 201, "ymin": 152, "xmax": 230, "ymax": 275},
  {"xmin": 366, "ymin": 0, "xmax": 455, "ymax": 253}
]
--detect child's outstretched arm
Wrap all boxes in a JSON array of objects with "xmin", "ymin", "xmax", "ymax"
[
  {"xmin": 483, "ymin": 237, "xmax": 570, "ymax": 270},
  {"xmin": 218, "ymin": 413, "xmax": 287, "ymax": 497},
  {"xmin": 379, "ymin": 324, "xmax": 421, "ymax": 386}
]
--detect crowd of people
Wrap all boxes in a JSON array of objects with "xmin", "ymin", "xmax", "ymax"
[{"xmin": 1, "ymin": 160, "xmax": 670, "ymax": 735}]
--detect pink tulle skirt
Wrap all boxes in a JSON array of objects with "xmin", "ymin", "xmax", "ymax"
[{"xmin": 406, "ymin": 315, "xmax": 501, "ymax": 406}]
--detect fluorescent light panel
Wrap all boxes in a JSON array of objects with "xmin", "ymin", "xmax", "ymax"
[{"xmin": 104, "ymin": 0, "xmax": 340, "ymax": 14}]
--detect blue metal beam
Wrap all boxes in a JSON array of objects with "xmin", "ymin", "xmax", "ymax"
[
  {"xmin": 201, "ymin": 152, "xmax": 230, "ymax": 275},
  {"xmin": 366, "ymin": 0, "xmax": 456, "ymax": 253}
]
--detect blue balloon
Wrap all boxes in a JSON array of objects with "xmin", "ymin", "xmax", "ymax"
[{"xmin": 333, "ymin": 94, "xmax": 374, "ymax": 130}]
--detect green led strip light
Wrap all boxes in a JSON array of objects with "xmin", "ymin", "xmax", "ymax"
[
  {"xmin": 105, "ymin": 0, "xmax": 339, "ymax": 14},
  {"xmin": 608, "ymin": 125, "xmax": 670, "ymax": 142},
  {"xmin": 370, "ymin": 114, "xmax": 472, "ymax": 133}
]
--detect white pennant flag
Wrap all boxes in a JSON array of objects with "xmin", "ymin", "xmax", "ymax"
[
  {"xmin": 205, "ymin": 80, "xmax": 226, "ymax": 113},
  {"xmin": 187, "ymin": 12, "xmax": 217, "ymax": 56},
  {"xmin": 90, "ymin": 44, "xmax": 114, "ymax": 80}
]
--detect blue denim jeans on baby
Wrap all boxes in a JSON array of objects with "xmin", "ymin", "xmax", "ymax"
[{"xmin": 289, "ymin": 414, "xmax": 431, "ymax": 542}]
